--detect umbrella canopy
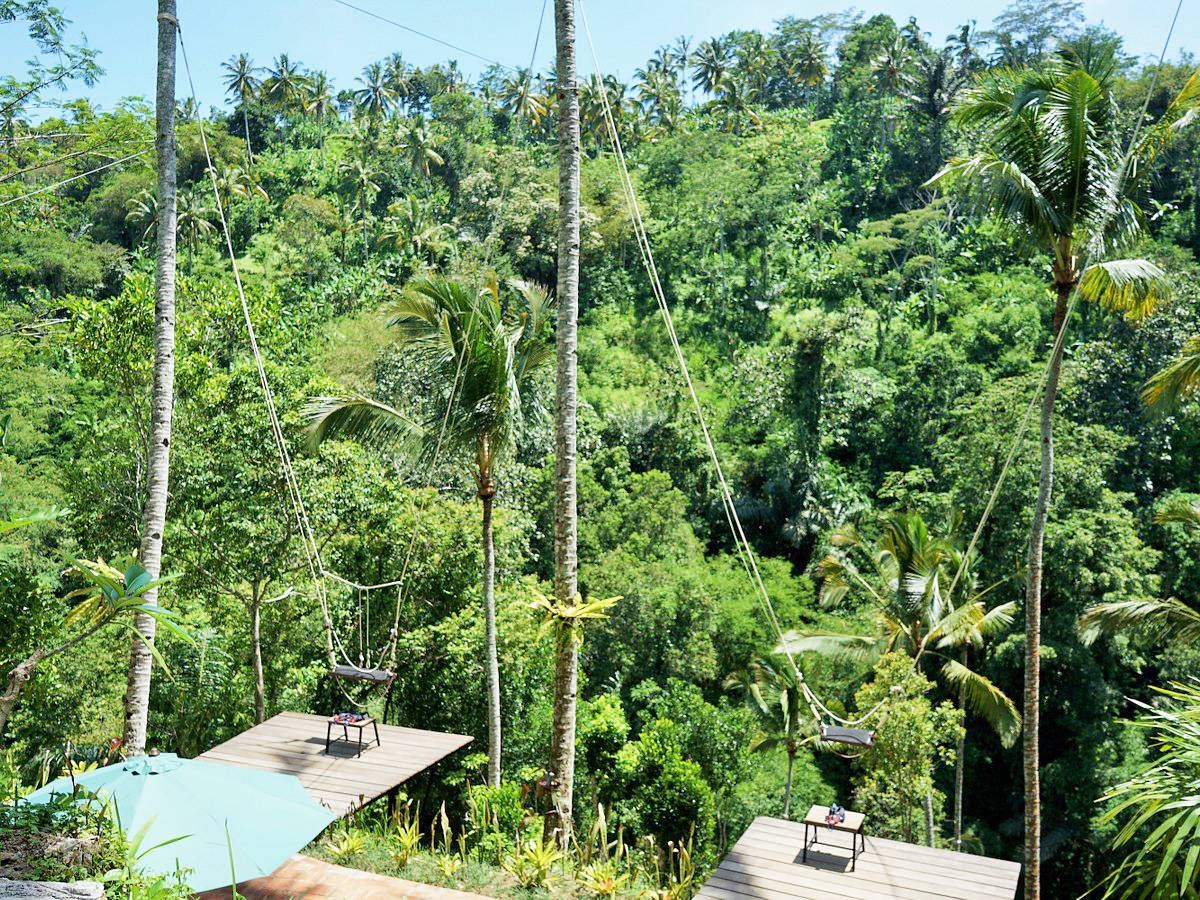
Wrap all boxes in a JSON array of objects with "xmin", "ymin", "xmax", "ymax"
[{"xmin": 25, "ymin": 753, "xmax": 335, "ymax": 891}]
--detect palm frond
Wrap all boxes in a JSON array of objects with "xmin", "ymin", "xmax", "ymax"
[
  {"xmin": 1078, "ymin": 598, "xmax": 1200, "ymax": 647},
  {"xmin": 776, "ymin": 629, "xmax": 883, "ymax": 665},
  {"xmin": 1143, "ymin": 334, "xmax": 1200, "ymax": 411},
  {"xmin": 1153, "ymin": 496, "xmax": 1200, "ymax": 531},
  {"xmin": 304, "ymin": 394, "xmax": 424, "ymax": 456},
  {"xmin": 1078, "ymin": 258, "xmax": 1169, "ymax": 323},
  {"xmin": 941, "ymin": 658, "xmax": 1021, "ymax": 747}
]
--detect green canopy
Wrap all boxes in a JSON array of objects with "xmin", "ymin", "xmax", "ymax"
[{"xmin": 26, "ymin": 753, "xmax": 335, "ymax": 892}]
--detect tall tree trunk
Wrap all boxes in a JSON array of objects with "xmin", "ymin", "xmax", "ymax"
[
  {"xmin": 481, "ymin": 482, "xmax": 502, "ymax": 787},
  {"xmin": 124, "ymin": 0, "xmax": 178, "ymax": 757},
  {"xmin": 954, "ymin": 651, "xmax": 967, "ymax": 851},
  {"xmin": 783, "ymin": 750, "xmax": 795, "ymax": 820},
  {"xmin": 924, "ymin": 791, "xmax": 936, "ymax": 847},
  {"xmin": 251, "ymin": 595, "xmax": 265, "ymax": 724},
  {"xmin": 1, "ymin": 649, "xmax": 47, "ymax": 737},
  {"xmin": 241, "ymin": 106, "xmax": 254, "ymax": 164},
  {"xmin": 1024, "ymin": 284, "xmax": 1070, "ymax": 899},
  {"xmin": 545, "ymin": 0, "xmax": 582, "ymax": 848}
]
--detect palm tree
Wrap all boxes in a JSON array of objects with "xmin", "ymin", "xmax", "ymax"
[
  {"xmin": 927, "ymin": 60, "xmax": 1196, "ymax": 896},
  {"xmin": 306, "ymin": 275, "xmax": 555, "ymax": 787},
  {"xmin": 871, "ymin": 35, "xmax": 915, "ymax": 149},
  {"xmin": 263, "ymin": 53, "xmax": 305, "ymax": 113},
  {"xmin": 727, "ymin": 658, "xmax": 811, "ymax": 819},
  {"xmin": 384, "ymin": 53, "xmax": 413, "ymax": 114},
  {"xmin": 790, "ymin": 32, "xmax": 828, "ymax": 112},
  {"xmin": 381, "ymin": 195, "xmax": 452, "ymax": 268},
  {"xmin": 1145, "ymin": 333, "xmax": 1200, "ymax": 410},
  {"xmin": 1080, "ymin": 496, "xmax": 1200, "ymax": 646},
  {"xmin": 548, "ymin": 0, "xmax": 583, "ymax": 848},
  {"xmin": 175, "ymin": 188, "xmax": 215, "ymax": 268},
  {"xmin": 692, "ymin": 37, "xmax": 732, "ymax": 97},
  {"xmin": 337, "ymin": 157, "xmax": 378, "ymax": 260},
  {"xmin": 782, "ymin": 511, "xmax": 1020, "ymax": 848},
  {"xmin": 301, "ymin": 71, "xmax": 336, "ymax": 151},
  {"xmin": 354, "ymin": 61, "xmax": 396, "ymax": 124},
  {"xmin": 221, "ymin": 52, "xmax": 260, "ymax": 161},
  {"xmin": 1093, "ymin": 681, "xmax": 1200, "ymax": 897},
  {"xmin": 709, "ymin": 73, "xmax": 761, "ymax": 134},
  {"xmin": 398, "ymin": 116, "xmax": 445, "ymax": 179},
  {"xmin": 498, "ymin": 68, "xmax": 547, "ymax": 129},
  {"xmin": 126, "ymin": 0, "xmax": 179, "ymax": 757}
]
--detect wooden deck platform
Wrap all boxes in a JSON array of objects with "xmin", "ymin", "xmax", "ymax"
[
  {"xmin": 197, "ymin": 712, "xmax": 472, "ymax": 816},
  {"xmin": 194, "ymin": 854, "xmax": 485, "ymax": 899},
  {"xmin": 697, "ymin": 816, "xmax": 1021, "ymax": 900}
]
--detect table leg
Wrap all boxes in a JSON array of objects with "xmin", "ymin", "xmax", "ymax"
[
  {"xmin": 803, "ymin": 823, "xmax": 809, "ymax": 862},
  {"xmin": 373, "ymin": 719, "xmax": 380, "ymax": 749},
  {"xmin": 325, "ymin": 722, "xmax": 331, "ymax": 753}
]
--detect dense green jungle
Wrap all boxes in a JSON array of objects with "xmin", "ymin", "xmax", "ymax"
[{"xmin": 3, "ymin": 0, "xmax": 1200, "ymax": 896}]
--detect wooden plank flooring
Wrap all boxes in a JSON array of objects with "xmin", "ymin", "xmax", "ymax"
[
  {"xmin": 696, "ymin": 816, "xmax": 1021, "ymax": 900},
  {"xmin": 198, "ymin": 712, "xmax": 472, "ymax": 816},
  {"xmin": 194, "ymin": 854, "xmax": 485, "ymax": 899}
]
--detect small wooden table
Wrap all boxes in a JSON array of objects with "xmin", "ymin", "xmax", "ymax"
[
  {"xmin": 801, "ymin": 804, "xmax": 866, "ymax": 871},
  {"xmin": 325, "ymin": 714, "xmax": 380, "ymax": 758}
]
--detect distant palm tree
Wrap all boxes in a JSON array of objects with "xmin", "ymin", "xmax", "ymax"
[
  {"xmin": 263, "ymin": 53, "xmax": 305, "ymax": 113},
  {"xmin": 692, "ymin": 37, "xmax": 732, "ymax": 97},
  {"xmin": 871, "ymin": 36, "xmax": 915, "ymax": 149},
  {"xmin": 727, "ymin": 658, "xmax": 811, "ymax": 819},
  {"xmin": 384, "ymin": 53, "xmax": 413, "ymax": 114},
  {"xmin": 789, "ymin": 32, "xmax": 828, "ymax": 112},
  {"xmin": 927, "ymin": 60, "xmax": 1196, "ymax": 897},
  {"xmin": 337, "ymin": 157, "xmax": 379, "ymax": 259},
  {"xmin": 354, "ymin": 62, "xmax": 396, "ymax": 124},
  {"xmin": 302, "ymin": 71, "xmax": 336, "ymax": 150},
  {"xmin": 499, "ymin": 68, "xmax": 546, "ymax": 128},
  {"xmin": 709, "ymin": 73, "xmax": 760, "ymax": 134},
  {"xmin": 398, "ymin": 116, "xmax": 445, "ymax": 179},
  {"xmin": 382, "ymin": 195, "xmax": 453, "ymax": 267},
  {"xmin": 782, "ymin": 511, "xmax": 1020, "ymax": 848},
  {"xmin": 221, "ymin": 52, "xmax": 260, "ymax": 161},
  {"xmin": 306, "ymin": 275, "xmax": 556, "ymax": 786}
]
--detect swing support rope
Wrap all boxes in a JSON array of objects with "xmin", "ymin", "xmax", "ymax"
[
  {"xmin": 576, "ymin": 0, "xmax": 887, "ymax": 735},
  {"xmin": 174, "ymin": 1, "xmax": 550, "ymax": 689}
]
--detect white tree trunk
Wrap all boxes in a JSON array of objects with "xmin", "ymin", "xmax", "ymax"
[
  {"xmin": 546, "ymin": 0, "xmax": 582, "ymax": 847},
  {"xmin": 124, "ymin": 0, "xmax": 178, "ymax": 757},
  {"xmin": 251, "ymin": 596, "xmax": 265, "ymax": 724},
  {"xmin": 481, "ymin": 486, "xmax": 502, "ymax": 786}
]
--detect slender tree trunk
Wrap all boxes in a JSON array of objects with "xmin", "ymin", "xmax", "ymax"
[
  {"xmin": 251, "ymin": 596, "xmax": 265, "ymax": 724},
  {"xmin": 124, "ymin": 0, "xmax": 178, "ymax": 757},
  {"xmin": 1024, "ymin": 283, "xmax": 1070, "ymax": 899},
  {"xmin": 481, "ymin": 482, "xmax": 502, "ymax": 787},
  {"xmin": 241, "ymin": 106, "xmax": 254, "ymax": 164},
  {"xmin": 1, "ymin": 649, "xmax": 47, "ymax": 737},
  {"xmin": 783, "ymin": 751, "xmax": 795, "ymax": 820},
  {"xmin": 924, "ymin": 791, "xmax": 936, "ymax": 847},
  {"xmin": 954, "ymin": 646, "xmax": 967, "ymax": 851},
  {"xmin": 545, "ymin": 0, "xmax": 582, "ymax": 848}
]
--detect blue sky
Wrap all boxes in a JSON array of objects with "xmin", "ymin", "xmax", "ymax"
[{"xmin": 4, "ymin": 1, "xmax": 1196, "ymax": 117}]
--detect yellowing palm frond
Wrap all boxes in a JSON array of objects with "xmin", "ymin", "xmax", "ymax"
[{"xmin": 1078, "ymin": 258, "xmax": 1169, "ymax": 323}]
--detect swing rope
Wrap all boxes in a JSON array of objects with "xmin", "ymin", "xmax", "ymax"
[
  {"xmin": 577, "ymin": 0, "xmax": 889, "ymax": 736},
  {"xmin": 175, "ymin": 0, "xmax": 550, "ymax": 690}
]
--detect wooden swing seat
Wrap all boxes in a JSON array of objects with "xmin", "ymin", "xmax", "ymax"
[
  {"xmin": 331, "ymin": 664, "xmax": 396, "ymax": 686},
  {"xmin": 821, "ymin": 725, "xmax": 875, "ymax": 748}
]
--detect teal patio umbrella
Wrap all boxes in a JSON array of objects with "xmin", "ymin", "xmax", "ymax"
[{"xmin": 25, "ymin": 753, "xmax": 335, "ymax": 891}]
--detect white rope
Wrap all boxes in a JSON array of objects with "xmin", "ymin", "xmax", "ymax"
[
  {"xmin": 177, "ymin": 0, "xmax": 549, "ymax": 680},
  {"xmin": 576, "ymin": 0, "xmax": 887, "ymax": 731},
  {"xmin": 0, "ymin": 149, "xmax": 150, "ymax": 207}
]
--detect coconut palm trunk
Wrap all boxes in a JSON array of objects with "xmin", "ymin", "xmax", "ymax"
[
  {"xmin": 480, "ymin": 472, "xmax": 502, "ymax": 787},
  {"xmin": 546, "ymin": 0, "xmax": 582, "ymax": 847},
  {"xmin": 124, "ymin": 0, "xmax": 178, "ymax": 756},
  {"xmin": 783, "ymin": 747, "xmax": 796, "ymax": 820},
  {"xmin": 1024, "ymin": 283, "xmax": 1069, "ymax": 895}
]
